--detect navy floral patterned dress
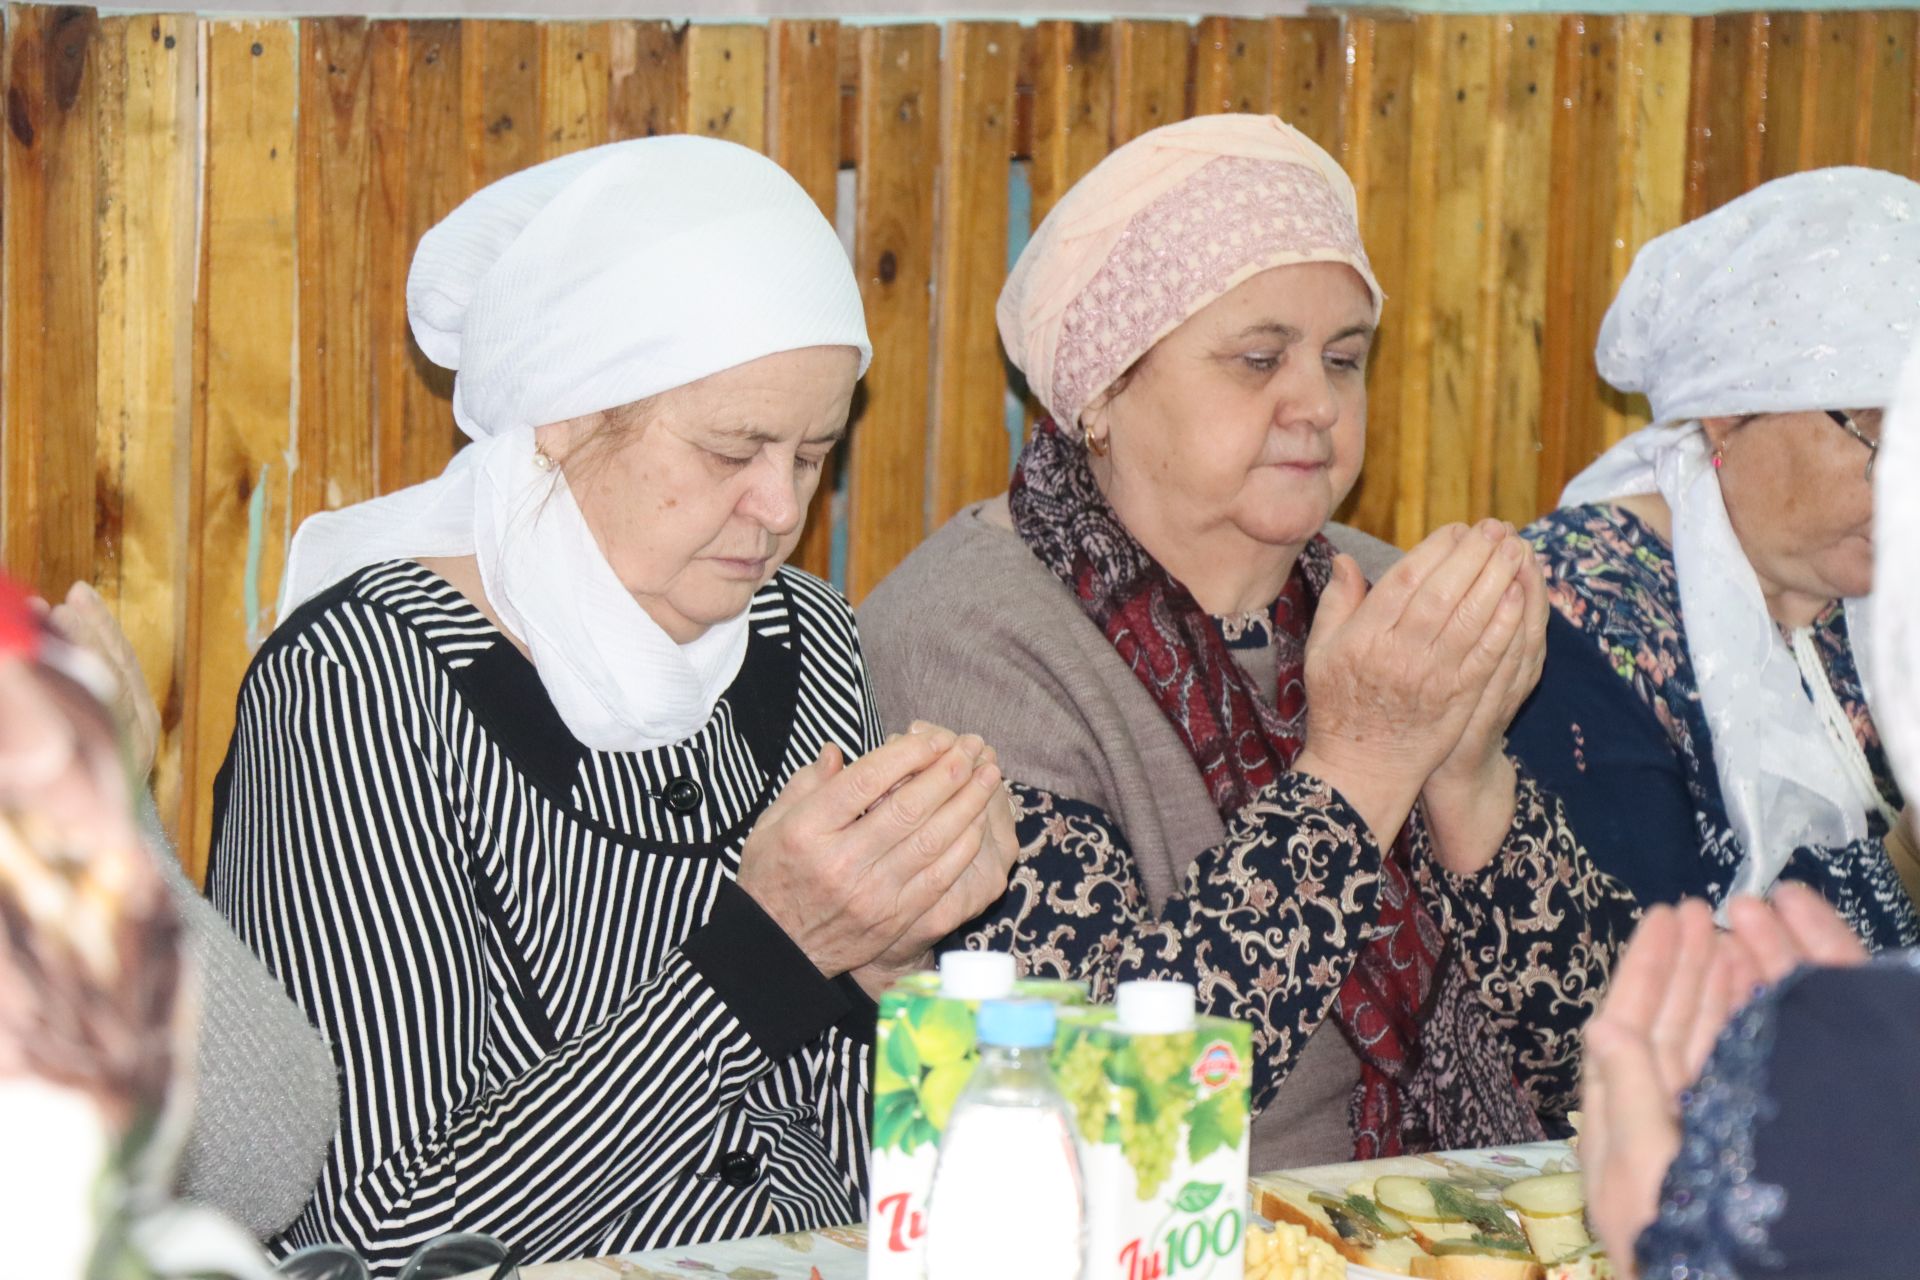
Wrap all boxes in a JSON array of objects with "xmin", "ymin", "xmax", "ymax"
[
  {"xmin": 1637, "ymin": 951, "xmax": 1920, "ymax": 1279},
  {"xmin": 1510, "ymin": 503, "xmax": 1919, "ymax": 949}
]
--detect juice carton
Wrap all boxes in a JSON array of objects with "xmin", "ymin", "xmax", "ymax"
[
  {"xmin": 1055, "ymin": 982, "xmax": 1252, "ymax": 1280},
  {"xmin": 868, "ymin": 953, "xmax": 1089, "ymax": 1279}
]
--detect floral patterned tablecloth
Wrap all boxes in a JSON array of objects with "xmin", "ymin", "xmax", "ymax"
[{"xmin": 502, "ymin": 1143, "xmax": 1574, "ymax": 1280}]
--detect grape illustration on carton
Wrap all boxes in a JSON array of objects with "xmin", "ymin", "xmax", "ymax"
[{"xmin": 866, "ymin": 959, "xmax": 1089, "ymax": 1280}]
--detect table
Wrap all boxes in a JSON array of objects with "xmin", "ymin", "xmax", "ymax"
[{"xmin": 499, "ymin": 1142, "xmax": 1574, "ymax": 1280}]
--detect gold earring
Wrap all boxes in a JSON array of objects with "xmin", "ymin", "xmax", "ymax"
[{"xmin": 1084, "ymin": 422, "xmax": 1109, "ymax": 458}]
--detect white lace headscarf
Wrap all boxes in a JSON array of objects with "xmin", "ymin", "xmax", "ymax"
[
  {"xmin": 1877, "ymin": 338, "xmax": 1920, "ymax": 799},
  {"xmin": 1562, "ymin": 167, "xmax": 1920, "ymax": 903},
  {"xmin": 280, "ymin": 137, "xmax": 870, "ymax": 753}
]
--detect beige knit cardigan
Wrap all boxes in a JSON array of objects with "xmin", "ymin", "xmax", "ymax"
[{"xmin": 857, "ymin": 495, "xmax": 1403, "ymax": 1171}]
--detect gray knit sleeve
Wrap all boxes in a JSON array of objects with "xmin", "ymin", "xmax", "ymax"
[{"xmin": 144, "ymin": 797, "xmax": 340, "ymax": 1239}]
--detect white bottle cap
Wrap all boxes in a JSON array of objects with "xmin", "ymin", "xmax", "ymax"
[
  {"xmin": 939, "ymin": 950, "xmax": 1017, "ymax": 1000},
  {"xmin": 1114, "ymin": 980, "xmax": 1197, "ymax": 1033}
]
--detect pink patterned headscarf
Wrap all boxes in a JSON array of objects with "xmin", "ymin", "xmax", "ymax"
[{"xmin": 998, "ymin": 114, "xmax": 1383, "ymax": 431}]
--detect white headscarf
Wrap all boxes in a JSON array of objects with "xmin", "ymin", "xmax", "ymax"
[
  {"xmin": 281, "ymin": 137, "xmax": 871, "ymax": 753},
  {"xmin": 1563, "ymin": 167, "xmax": 1920, "ymax": 903},
  {"xmin": 1876, "ymin": 338, "xmax": 1920, "ymax": 798}
]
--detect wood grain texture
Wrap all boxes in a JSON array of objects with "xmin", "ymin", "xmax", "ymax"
[
  {"xmin": 392, "ymin": 20, "xmax": 463, "ymax": 488},
  {"xmin": 93, "ymin": 11, "xmax": 197, "ymax": 837},
  {"xmin": 931, "ymin": 21, "xmax": 1017, "ymax": 528},
  {"xmin": 1335, "ymin": 14, "xmax": 1416, "ymax": 544},
  {"xmin": 1029, "ymin": 20, "xmax": 1113, "ymax": 229},
  {"xmin": 609, "ymin": 21, "xmax": 685, "ymax": 140},
  {"xmin": 297, "ymin": 17, "xmax": 376, "ymax": 528},
  {"xmin": 1410, "ymin": 16, "xmax": 1496, "ymax": 536},
  {"xmin": 1112, "ymin": 19, "xmax": 1190, "ymax": 145},
  {"xmin": 847, "ymin": 24, "xmax": 938, "ymax": 600},
  {"xmin": 1193, "ymin": 16, "xmax": 1269, "ymax": 118},
  {"xmin": 1271, "ymin": 16, "xmax": 1346, "ymax": 158},
  {"xmin": 539, "ymin": 21, "xmax": 609, "ymax": 159},
  {"xmin": 1484, "ymin": 16, "xmax": 1557, "ymax": 526},
  {"xmin": 1540, "ymin": 16, "xmax": 1625, "ymax": 502},
  {"xmin": 367, "ymin": 21, "xmax": 413, "ymax": 495},
  {"xmin": 3, "ymin": 4, "xmax": 100, "ymax": 596},
  {"xmin": 462, "ymin": 18, "xmax": 539, "ymax": 191},
  {"xmin": 1762, "ymin": 12, "xmax": 1816, "ymax": 179},
  {"xmin": 1866, "ymin": 10, "xmax": 1918, "ymax": 178},
  {"xmin": 181, "ymin": 20, "xmax": 299, "ymax": 880},
  {"xmin": 769, "ymin": 18, "xmax": 842, "ymax": 580},
  {"xmin": 686, "ymin": 24, "xmax": 766, "ymax": 149},
  {"xmin": 1603, "ymin": 13, "xmax": 1692, "ymax": 449},
  {"xmin": 1685, "ymin": 12, "xmax": 1767, "ymax": 219}
]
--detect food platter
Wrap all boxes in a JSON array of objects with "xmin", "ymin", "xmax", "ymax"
[{"xmin": 1247, "ymin": 1141, "xmax": 1606, "ymax": 1280}]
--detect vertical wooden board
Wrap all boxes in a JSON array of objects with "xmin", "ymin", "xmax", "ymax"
[
  {"xmin": 539, "ymin": 22, "xmax": 610, "ymax": 160},
  {"xmin": 1540, "ymin": 17, "xmax": 1623, "ymax": 502},
  {"xmin": 1334, "ymin": 15, "xmax": 1416, "ymax": 545},
  {"xmin": 1762, "ymin": 12, "xmax": 1816, "ymax": 180},
  {"xmin": 1413, "ymin": 16, "xmax": 1495, "ymax": 536},
  {"xmin": 685, "ymin": 25, "xmax": 767, "ymax": 150},
  {"xmin": 1813, "ymin": 12, "xmax": 1868, "ymax": 167},
  {"xmin": 609, "ymin": 21, "xmax": 686, "ymax": 140},
  {"xmin": 3, "ymin": 4, "xmax": 100, "ymax": 597},
  {"xmin": 1113, "ymin": 19, "xmax": 1190, "ymax": 145},
  {"xmin": 367, "ymin": 21, "xmax": 412, "ymax": 495},
  {"xmin": 462, "ymin": 19, "xmax": 540, "ymax": 193},
  {"xmin": 1029, "ymin": 21, "xmax": 1113, "ymax": 230},
  {"xmin": 847, "ymin": 24, "xmax": 938, "ymax": 600},
  {"xmin": 1686, "ymin": 13, "xmax": 1767, "ymax": 219},
  {"xmin": 390, "ymin": 20, "xmax": 463, "ymax": 489},
  {"xmin": 1485, "ymin": 16, "xmax": 1557, "ymax": 527},
  {"xmin": 1866, "ymin": 11, "xmax": 1917, "ymax": 178},
  {"xmin": 770, "ymin": 18, "xmax": 842, "ymax": 579},
  {"xmin": 94, "ymin": 12, "xmax": 197, "ymax": 836},
  {"xmin": 1604, "ymin": 14, "xmax": 1692, "ymax": 450},
  {"xmin": 1271, "ymin": 16, "xmax": 1347, "ymax": 158},
  {"xmin": 931, "ymin": 22, "xmax": 1017, "ymax": 528},
  {"xmin": 1194, "ymin": 16, "xmax": 1270, "ymax": 118},
  {"xmin": 181, "ymin": 21, "xmax": 299, "ymax": 881},
  {"xmin": 297, "ymin": 17, "xmax": 376, "ymax": 530}
]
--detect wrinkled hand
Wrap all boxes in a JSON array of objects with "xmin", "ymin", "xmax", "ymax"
[
  {"xmin": 734, "ymin": 725, "xmax": 1010, "ymax": 982},
  {"xmin": 1582, "ymin": 902, "xmax": 1728, "ymax": 1277},
  {"xmin": 1581, "ymin": 892, "xmax": 1865, "ymax": 1275},
  {"xmin": 1428, "ymin": 533, "xmax": 1548, "ymax": 789},
  {"xmin": 854, "ymin": 742, "xmax": 1019, "ymax": 995},
  {"xmin": 43, "ymin": 582, "xmax": 160, "ymax": 784},
  {"xmin": 1295, "ymin": 520, "xmax": 1532, "ymax": 844}
]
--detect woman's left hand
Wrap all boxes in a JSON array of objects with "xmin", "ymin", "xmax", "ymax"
[
  {"xmin": 1417, "ymin": 540, "xmax": 1548, "ymax": 875},
  {"xmin": 1427, "ymin": 538, "xmax": 1549, "ymax": 791}
]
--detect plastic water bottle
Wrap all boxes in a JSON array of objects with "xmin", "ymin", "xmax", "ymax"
[{"xmin": 923, "ymin": 999, "xmax": 1086, "ymax": 1280}]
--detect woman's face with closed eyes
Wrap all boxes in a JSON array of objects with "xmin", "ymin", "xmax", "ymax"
[{"xmin": 538, "ymin": 346, "xmax": 860, "ymax": 644}]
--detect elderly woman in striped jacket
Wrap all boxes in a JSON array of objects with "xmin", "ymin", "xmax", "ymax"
[{"xmin": 207, "ymin": 138, "xmax": 1016, "ymax": 1275}]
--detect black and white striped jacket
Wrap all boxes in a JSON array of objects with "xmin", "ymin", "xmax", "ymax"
[{"xmin": 208, "ymin": 560, "xmax": 881, "ymax": 1274}]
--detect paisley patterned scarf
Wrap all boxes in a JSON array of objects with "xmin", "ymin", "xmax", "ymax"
[{"xmin": 1011, "ymin": 419, "xmax": 1482, "ymax": 1155}]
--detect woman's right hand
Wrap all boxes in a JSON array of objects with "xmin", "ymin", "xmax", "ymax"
[
  {"xmin": 734, "ymin": 724, "xmax": 1011, "ymax": 981},
  {"xmin": 1294, "ymin": 519, "xmax": 1532, "ymax": 844}
]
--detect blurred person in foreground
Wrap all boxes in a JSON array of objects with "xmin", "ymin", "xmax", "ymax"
[
  {"xmin": 1579, "ymin": 332, "xmax": 1920, "ymax": 1279},
  {"xmin": 0, "ymin": 573, "xmax": 276, "ymax": 1280}
]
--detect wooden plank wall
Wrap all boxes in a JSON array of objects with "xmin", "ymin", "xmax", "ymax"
[{"xmin": 1, "ymin": 5, "xmax": 1914, "ymax": 879}]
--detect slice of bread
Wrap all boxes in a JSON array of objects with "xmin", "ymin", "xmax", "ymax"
[{"xmin": 1255, "ymin": 1178, "xmax": 1431, "ymax": 1275}]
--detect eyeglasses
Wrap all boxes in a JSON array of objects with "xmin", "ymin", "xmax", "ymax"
[{"xmin": 1826, "ymin": 409, "xmax": 1880, "ymax": 481}]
